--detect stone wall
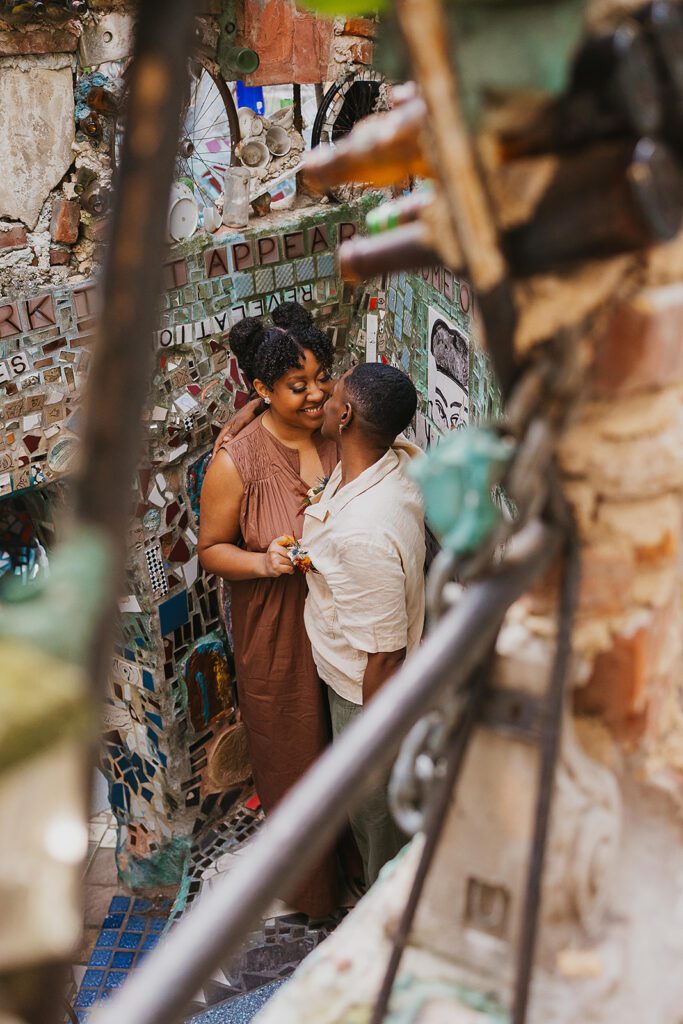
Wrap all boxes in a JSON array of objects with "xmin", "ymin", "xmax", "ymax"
[{"xmin": 0, "ymin": 0, "xmax": 374, "ymax": 300}]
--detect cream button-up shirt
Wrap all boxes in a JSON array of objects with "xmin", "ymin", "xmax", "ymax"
[{"xmin": 302, "ymin": 443, "xmax": 426, "ymax": 705}]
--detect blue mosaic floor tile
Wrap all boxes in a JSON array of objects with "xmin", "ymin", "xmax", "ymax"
[
  {"xmin": 82, "ymin": 969, "xmax": 105, "ymax": 987},
  {"xmin": 102, "ymin": 913, "xmax": 125, "ymax": 929},
  {"xmin": 111, "ymin": 951, "xmax": 135, "ymax": 969},
  {"xmin": 88, "ymin": 949, "xmax": 111, "ymax": 967},
  {"xmin": 118, "ymin": 931, "xmax": 143, "ymax": 949},
  {"xmin": 109, "ymin": 896, "xmax": 131, "ymax": 913},
  {"xmin": 75, "ymin": 989, "xmax": 99, "ymax": 1009},
  {"xmin": 75, "ymin": 888, "xmax": 173, "ymax": 1017},
  {"xmin": 104, "ymin": 971, "xmax": 127, "ymax": 990}
]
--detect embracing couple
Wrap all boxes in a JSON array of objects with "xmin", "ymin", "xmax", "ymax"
[{"xmin": 198, "ymin": 303, "xmax": 426, "ymax": 920}]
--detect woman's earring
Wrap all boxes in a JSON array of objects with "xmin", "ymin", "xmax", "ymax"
[{"xmin": 264, "ymin": 397, "xmax": 271, "ymax": 405}]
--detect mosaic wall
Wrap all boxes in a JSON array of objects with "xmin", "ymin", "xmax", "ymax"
[
  {"xmin": 0, "ymin": 200, "xmax": 372, "ymax": 887},
  {"xmin": 348, "ymin": 264, "xmax": 500, "ymax": 449},
  {"xmin": 0, "ymin": 187, "xmax": 499, "ymax": 887}
]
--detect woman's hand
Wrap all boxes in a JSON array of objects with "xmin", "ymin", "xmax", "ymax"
[
  {"xmin": 262, "ymin": 536, "xmax": 296, "ymax": 578},
  {"xmin": 212, "ymin": 397, "xmax": 265, "ymax": 457}
]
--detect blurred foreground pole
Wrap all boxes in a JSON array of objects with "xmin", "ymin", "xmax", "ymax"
[{"xmin": 75, "ymin": 0, "xmax": 194, "ymax": 683}]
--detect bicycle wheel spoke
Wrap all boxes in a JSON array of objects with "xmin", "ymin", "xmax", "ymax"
[{"xmin": 193, "ymin": 90, "xmax": 223, "ymax": 133}]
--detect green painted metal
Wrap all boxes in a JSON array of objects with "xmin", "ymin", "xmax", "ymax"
[{"xmin": 410, "ymin": 426, "xmax": 513, "ymax": 556}]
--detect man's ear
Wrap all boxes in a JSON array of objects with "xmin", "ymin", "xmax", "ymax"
[{"xmin": 340, "ymin": 402, "xmax": 353, "ymax": 430}]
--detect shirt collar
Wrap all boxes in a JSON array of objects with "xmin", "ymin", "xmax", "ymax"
[{"xmin": 304, "ymin": 449, "xmax": 400, "ymax": 522}]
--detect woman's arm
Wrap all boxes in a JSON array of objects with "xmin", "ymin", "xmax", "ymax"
[
  {"xmin": 198, "ymin": 451, "xmax": 294, "ymax": 581},
  {"xmin": 211, "ymin": 397, "xmax": 265, "ymax": 458}
]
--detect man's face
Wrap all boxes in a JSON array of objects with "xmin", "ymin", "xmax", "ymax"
[{"xmin": 320, "ymin": 369, "xmax": 351, "ymax": 440}]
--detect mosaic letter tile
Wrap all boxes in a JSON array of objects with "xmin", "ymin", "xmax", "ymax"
[{"xmin": 256, "ymin": 236, "xmax": 279, "ymax": 265}]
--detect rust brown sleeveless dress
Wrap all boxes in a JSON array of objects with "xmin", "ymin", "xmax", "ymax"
[{"xmin": 220, "ymin": 416, "xmax": 339, "ymax": 918}]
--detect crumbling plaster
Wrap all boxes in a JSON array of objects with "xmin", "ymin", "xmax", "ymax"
[{"xmin": 0, "ymin": 54, "xmax": 76, "ymax": 230}]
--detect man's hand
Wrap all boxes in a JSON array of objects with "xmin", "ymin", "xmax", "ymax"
[
  {"xmin": 262, "ymin": 536, "xmax": 296, "ymax": 578},
  {"xmin": 362, "ymin": 648, "xmax": 406, "ymax": 704},
  {"xmin": 212, "ymin": 397, "xmax": 264, "ymax": 457}
]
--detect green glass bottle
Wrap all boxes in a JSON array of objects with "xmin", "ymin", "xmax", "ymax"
[{"xmin": 221, "ymin": 46, "xmax": 260, "ymax": 75}]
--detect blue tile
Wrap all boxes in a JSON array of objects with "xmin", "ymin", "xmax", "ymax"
[
  {"xmin": 126, "ymin": 914, "xmax": 145, "ymax": 931},
  {"xmin": 133, "ymin": 897, "xmax": 152, "ymax": 911},
  {"xmin": 142, "ymin": 670, "xmax": 155, "ymax": 692},
  {"xmin": 118, "ymin": 931, "xmax": 143, "ymax": 949},
  {"xmin": 88, "ymin": 949, "xmax": 112, "ymax": 967},
  {"xmin": 82, "ymin": 969, "xmax": 105, "ymax": 987},
  {"xmin": 75, "ymin": 990, "xmax": 99, "ymax": 1008},
  {"xmin": 77, "ymin": 1013, "xmax": 90, "ymax": 1024},
  {"xmin": 102, "ymin": 913, "xmax": 125, "ymax": 929},
  {"xmin": 95, "ymin": 930, "xmax": 119, "ymax": 948},
  {"xmin": 149, "ymin": 917, "xmax": 166, "ymax": 932},
  {"xmin": 104, "ymin": 971, "xmax": 128, "ymax": 990},
  {"xmin": 111, "ymin": 951, "xmax": 135, "ymax": 969},
  {"xmin": 142, "ymin": 934, "xmax": 160, "ymax": 951},
  {"xmin": 186, "ymin": 979, "xmax": 284, "ymax": 1023},
  {"xmin": 109, "ymin": 896, "xmax": 131, "ymax": 913},
  {"xmin": 158, "ymin": 590, "xmax": 189, "ymax": 636}
]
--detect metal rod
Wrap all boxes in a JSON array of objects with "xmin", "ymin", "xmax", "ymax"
[
  {"xmin": 369, "ymin": 657, "xmax": 488, "ymax": 1024},
  {"xmin": 512, "ymin": 529, "xmax": 580, "ymax": 1024},
  {"xmin": 91, "ymin": 521, "xmax": 560, "ymax": 1024}
]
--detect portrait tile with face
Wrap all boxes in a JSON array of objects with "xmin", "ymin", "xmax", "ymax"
[{"xmin": 427, "ymin": 305, "xmax": 469, "ymax": 437}]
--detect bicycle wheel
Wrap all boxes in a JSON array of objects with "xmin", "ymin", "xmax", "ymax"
[
  {"xmin": 311, "ymin": 67, "xmax": 389, "ymax": 201},
  {"xmin": 177, "ymin": 56, "xmax": 241, "ymax": 208},
  {"xmin": 111, "ymin": 55, "xmax": 241, "ymax": 209}
]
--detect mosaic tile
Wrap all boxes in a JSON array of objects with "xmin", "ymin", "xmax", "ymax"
[
  {"xmin": 274, "ymin": 263, "xmax": 295, "ymax": 289},
  {"xmin": 315, "ymin": 253, "xmax": 335, "ymax": 278},
  {"xmin": 294, "ymin": 257, "xmax": 315, "ymax": 283},
  {"xmin": 253, "ymin": 268, "xmax": 275, "ymax": 294},
  {"xmin": 231, "ymin": 274, "xmax": 254, "ymax": 300}
]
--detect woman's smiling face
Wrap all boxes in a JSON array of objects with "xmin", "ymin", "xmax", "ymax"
[{"xmin": 258, "ymin": 349, "xmax": 334, "ymax": 431}]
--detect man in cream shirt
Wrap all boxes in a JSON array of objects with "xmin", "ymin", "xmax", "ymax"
[{"xmin": 302, "ymin": 362, "xmax": 425, "ymax": 887}]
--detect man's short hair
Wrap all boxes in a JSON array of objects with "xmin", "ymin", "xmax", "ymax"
[{"xmin": 346, "ymin": 362, "xmax": 418, "ymax": 442}]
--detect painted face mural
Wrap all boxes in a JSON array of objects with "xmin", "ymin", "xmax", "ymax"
[{"xmin": 427, "ymin": 307, "xmax": 469, "ymax": 436}]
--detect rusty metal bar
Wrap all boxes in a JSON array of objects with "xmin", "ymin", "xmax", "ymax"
[{"xmin": 91, "ymin": 521, "xmax": 561, "ymax": 1024}]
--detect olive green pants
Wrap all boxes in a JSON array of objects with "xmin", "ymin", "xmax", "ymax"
[{"xmin": 327, "ymin": 686, "xmax": 407, "ymax": 888}]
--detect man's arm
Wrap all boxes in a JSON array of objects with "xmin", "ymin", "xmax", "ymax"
[{"xmin": 363, "ymin": 648, "xmax": 407, "ymax": 703}]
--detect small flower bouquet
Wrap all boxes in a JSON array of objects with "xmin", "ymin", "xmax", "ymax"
[{"xmin": 280, "ymin": 535, "xmax": 316, "ymax": 574}]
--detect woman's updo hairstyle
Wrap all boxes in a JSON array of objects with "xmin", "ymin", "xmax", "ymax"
[{"xmin": 228, "ymin": 312, "xmax": 334, "ymax": 390}]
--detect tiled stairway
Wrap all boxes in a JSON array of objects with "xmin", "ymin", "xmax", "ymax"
[
  {"xmin": 71, "ymin": 797, "xmax": 343, "ymax": 1024},
  {"xmin": 182, "ymin": 909, "xmax": 337, "ymax": 1019}
]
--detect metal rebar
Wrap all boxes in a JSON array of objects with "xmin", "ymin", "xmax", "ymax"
[
  {"xmin": 369, "ymin": 656, "xmax": 488, "ymax": 1024},
  {"xmin": 512, "ymin": 527, "xmax": 581, "ymax": 1024},
  {"xmin": 91, "ymin": 520, "xmax": 560, "ymax": 1024}
]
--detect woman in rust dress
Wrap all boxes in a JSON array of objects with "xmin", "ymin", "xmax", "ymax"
[{"xmin": 198, "ymin": 314, "xmax": 338, "ymax": 918}]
